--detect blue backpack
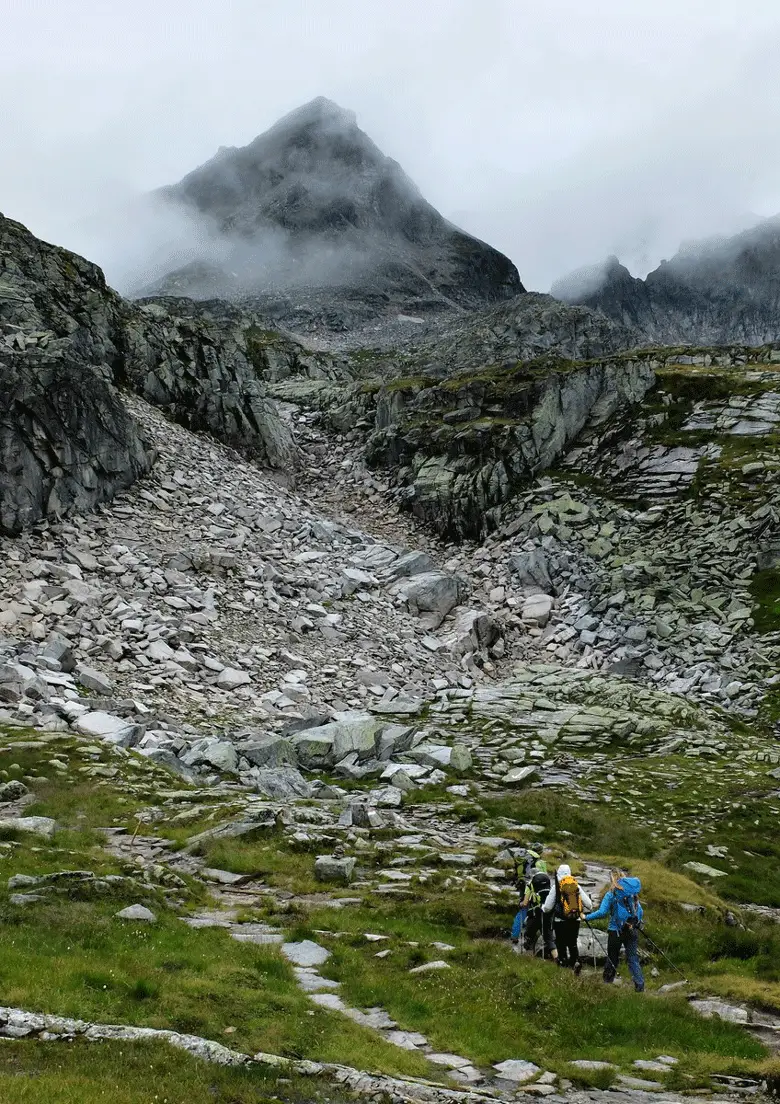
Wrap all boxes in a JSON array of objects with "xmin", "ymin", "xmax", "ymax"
[{"xmin": 610, "ymin": 876, "xmax": 642, "ymax": 934}]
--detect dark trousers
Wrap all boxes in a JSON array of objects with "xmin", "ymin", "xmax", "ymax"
[
  {"xmin": 555, "ymin": 919, "xmax": 581, "ymax": 967},
  {"xmin": 524, "ymin": 908, "xmax": 555, "ymax": 957},
  {"xmin": 604, "ymin": 928, "xmax": 645, "ymax": 991}
]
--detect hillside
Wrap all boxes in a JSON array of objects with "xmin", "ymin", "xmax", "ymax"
[{"xmin": 1, "ymin": 208, "xmax": 780, "ymax": 1102}]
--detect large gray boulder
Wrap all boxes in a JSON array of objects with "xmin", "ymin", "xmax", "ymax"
[
  {"xmin": 509, "ymin": 548, "xmax": 554, "ymax": 594},
  {"xmin": 292, "ymin": 713, "xmax": 382, "ymax": 768},
  {"xmin": 314, "ymin": 855, "xmax": 356, "ymax": 885},
  {"xmin": 392, "ymin": 571, "xmax": 467, "ymax": 617},
  {"xmin": 248, "ymin": 767, "xmax": 311, "ymax": 800},
  {"xmin": 239, "ymin": 735, "xmax": 298, "ymax": 769},
  {"xmin": 437, "ymin": 607, "xmax": 501, "ymax": 657}
]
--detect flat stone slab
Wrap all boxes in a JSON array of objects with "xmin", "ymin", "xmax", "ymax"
[
  {"xmin": 690, "ymin": 999, "xmax": 749, "ymax": 1024},
  {"xmin": 683, "ymin": 861, "xmax": 728, "ymax": 878},
  {"xmin": 634, "ymin": 1059, "xmax": 673, "ymax": 1074},
  {"xmin": 309, "ymin": 992, "xmax": 346, "ymax": 1012},
  {"xmin": 427, "ymin": 1053, "xmax": 473, "ymax": 1069},
  {"xmin": 384, "ymin": 1030, "xmax": 429, "ymax": 1050},
  {"xmin": 230, "ymin": 925, "xmax": 283, "ymax": 946},
  {"xmin": 568, "ymin": 1060, "xmax": 616, "ymax": 1071},
  {"xmin": 74, "ymin": 712, "xmax": 134, "ymax": 740},
  {"xmin": 293, "ymin": 968, "xmax": 341, "ymax": 993},
  {"xmin": 343, "ymin": 1007, "xmax": 398, "ymax": 1030},
  {"xmin": 615, "ymin": 1075, "xmax": 664, "ymax": 1091},
  {"xmin": 181, "ymin": 910, "xmax": 236, "ymax": 929},
  {"xmin": 448, "ymin": 1066, "xmax": 484, "ymax": 1085},
  {"xmin": 493, "ymin": 1060, "xmax": 542, "ymax": 1083},
  {"xmin": 281, "ymin": 940, "xmax": 331, "ymax": 967},
  {"xmin": 201, "ymin": 868, "xmax": 249, "ymax": 885}
]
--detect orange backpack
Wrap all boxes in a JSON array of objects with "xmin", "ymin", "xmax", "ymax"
[{"xmin": 558, "ymin": 875, "xmax": 582, "ymax": 919}]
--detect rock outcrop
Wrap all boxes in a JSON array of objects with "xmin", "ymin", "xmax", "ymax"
[
  {"xmin": 143, "ymin": 97, "xmax": 523, "ymax": 323},
  {"xmin": 553, "ymin": 216, "xmax": 780, "ymax": 346},
  {"xmin": 354, "ymin": 354, "xmax": 656, "ymax": 539},
  {"xmin": 0, "ymin": 348, "xmax": 153, "ymax": 534},
  {"xmin": 0, "ymin": 213, "xmax": 294, "ymax": 530}
]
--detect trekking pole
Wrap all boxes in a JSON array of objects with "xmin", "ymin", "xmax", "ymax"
[
  {"xmin": 583, "ymin": 917, "xmax": 608, "ymax": 970},
  {"xmin": 639, "ymin": 928, "xmax": 687, "ymax": 983}
]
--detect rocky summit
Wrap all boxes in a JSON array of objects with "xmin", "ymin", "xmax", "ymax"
[
  {"xmin": 1, "ymin": 143, "xmax": 780, "ymax": 1103},
  {"xmin": 553, "ymin": 216, "xmax": 780, "ymax": 346},
  {"xmin": 144, "ymin": 97, "xmax": 523, "ymax": 331}
]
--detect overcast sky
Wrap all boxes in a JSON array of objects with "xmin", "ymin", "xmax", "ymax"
[{"xmin": 3, "ymin": 0, "xmax": 780, "ymax": 291}]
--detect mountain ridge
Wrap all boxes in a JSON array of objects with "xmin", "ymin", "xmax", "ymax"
[{"xmin": 553, "ymin": 215, "xmax": 780, "ymax": 345}]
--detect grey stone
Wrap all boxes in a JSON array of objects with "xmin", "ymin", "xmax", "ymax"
[
  {"xmin": 392, "ymin": 572, "xmax": 466, "ymax": 617},
  {"xmin": 409, "ymin": 960, "xmax": 451, "ymax": 974},
  {"xmin": 281, "ymin": 940, "xmax": 331, "ymax": 967},
  {"xmin": 509, "ymin": 548, "xmax": 553, "ymax": 593},
  {"xmin": 504, "ymin": 765, "xmax": 539, "ymax": 786},
  {"xmin": 76, "ymin": 666, "xmax": 113, "ymax": 695},
  {"xmin": 315, "ymin": 855, "xmax": 356, "ymax": 885},
  {"xmin": 493, "ymin": 1060, "xmax": 541, "ymax": 1083},
  {"xmin": 250, "ymin": 767, "xmax": 311, "ymax": 799},
  {"xmin": 116, "ymin": 904, "xmax": 157, "ymax": 923},
  {"xmin": 0, "ymin": 816, "xmax": 57, "ymax": 839},
  {"xmin": 215, "ymin": 667, "xmax": 252, "ymax": 690},
  {"xmin": 0, "ymin": 780, "xmax": 29, "ymax": 802}
]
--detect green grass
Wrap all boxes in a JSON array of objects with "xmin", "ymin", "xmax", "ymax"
[
  {"xmin": 0, "ymin": 893, "xmax": 427, "ymax": 1076},
  {"xmin": 288, "ymin": 901, "xmax": 767, "ymax": 1079},
  {"xmin": 0, "ymin": 1039, "xmax": 350, "ymax": 1104},
  {"xmin": 0, "ymin": 732, "xmax": 429, "ymax": 1080},
  {"xmin": 2, "ymin": 720, "xmax": 780, "ymax": 1089},
  {"xmin": 478, "ymin": 790, "xmax": 657, "ymax": 859},
  {"xmin": 750, "ymin": 568, "xmax": 780, "ymax": 633}
]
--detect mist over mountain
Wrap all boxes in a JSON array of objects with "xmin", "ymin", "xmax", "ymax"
[
  {"xmin": 137, "ymin": 97, "xmax": 523, "ymax": 321},
  {"xmin": 553, "ymin": 215, "xmax": 780, "ymax": 345}
]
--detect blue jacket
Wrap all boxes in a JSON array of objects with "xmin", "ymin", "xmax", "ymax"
[{"xmin": 585, "ymin": 877, "xmax": 643, "ymax": 932}]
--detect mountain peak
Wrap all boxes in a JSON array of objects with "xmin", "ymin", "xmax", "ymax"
[
  {"xmin": 268, "ymin": 96, "xmax": 358, "ymax": 134},
  {"xmin": 146, "ymin": 100, "xmax": 523, "ymax": 317}
]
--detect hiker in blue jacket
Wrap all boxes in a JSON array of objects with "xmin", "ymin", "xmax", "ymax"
[{"xmin": 585, "ymin": 870, "xmax": 645, "ymax": 992}]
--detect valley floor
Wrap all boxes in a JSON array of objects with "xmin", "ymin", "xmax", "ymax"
[{"xmin": 1, "ymin": 364, "xmax": 780, "ymax": 1101}]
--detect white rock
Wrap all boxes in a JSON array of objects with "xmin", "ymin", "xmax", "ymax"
[
  {"xmin": 281, "ymin": 940, "xmax": 331, "ymax": 968},
  {"xmin": 215, "ymin": 667, "xmax": 252, "ymax": 690},
  {"xmin": 116, "ymin": 904, "xmax": 157, "ymax": 923},
  {"xmin": 0, "ymin": 817, "xmax": 57, "ymax": 839},
  {"xmin": 409, "ymin": 960, "xmax": 451, "ymax": 974},
  {"xmin": 493, "ymin": 1059, "xmax": 542, "ymax": 1082}
]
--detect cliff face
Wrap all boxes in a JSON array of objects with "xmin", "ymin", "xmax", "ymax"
[
  {"xmin": 145, "ymin": 97, "xmax": 524, "ymax": 319},
  {"xmin": 553, "ymin": 217, "xmax": 780, "ymax": 346},
  {"xmin": 0, "ymin": 213, "xmax": 294, "ymax": 532}
]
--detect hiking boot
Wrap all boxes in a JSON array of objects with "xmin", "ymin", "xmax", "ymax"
[{"xmin": 573, "ymin": 961, "xmax": 583, "ymax": 977}]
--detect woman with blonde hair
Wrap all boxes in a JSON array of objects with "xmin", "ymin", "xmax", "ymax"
[{"xmin": 585, "ymin": 868, "xmax": 645, "ymax": 992}]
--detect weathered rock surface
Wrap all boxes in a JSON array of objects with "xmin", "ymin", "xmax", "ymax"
[
  {"xmin": 144, "ymin": 97, "xmax": 523, "ymax": 323},
  {"xmin": 0, "ymin": 211, "xmax": 294, "ymax": 533}
]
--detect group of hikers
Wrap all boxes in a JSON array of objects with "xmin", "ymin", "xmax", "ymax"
[{"xmin": 510, "ymin": 849, "xmax": 645, "ymax": 992}]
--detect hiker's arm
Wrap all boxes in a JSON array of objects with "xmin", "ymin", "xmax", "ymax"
[
  {"xmin": 541, "ymin": 885, "xmax": 556, "ymax": 913},
  {"xmin": 584, "ymin": 891, "xmax": 611, "ymax": 923},
  {"xmin": 520, "ymin": 888, "xmax": 532, "ymax": 907},
  {"xmin": 579, "ymin": 888, "xmax": 593, "ymax": 912}
]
